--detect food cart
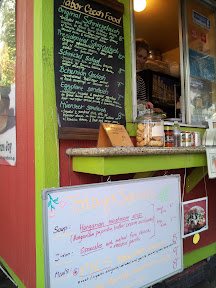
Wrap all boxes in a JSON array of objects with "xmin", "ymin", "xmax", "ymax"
[{"xmin": 0, "ymin": 0, "xmax": 216, "ymax": 287}]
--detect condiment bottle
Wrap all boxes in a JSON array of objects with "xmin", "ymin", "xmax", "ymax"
[{"xmin": 165, "ymin": 126, "xmax": 174, "ymax": 147}]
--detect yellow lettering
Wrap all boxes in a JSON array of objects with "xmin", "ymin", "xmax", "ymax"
[
  {"xmin": 118, "ymin": 254, "xmax": 131, "ymax": 262},
  {"xmin": 119, "ymin": 189, "xmax": 137, "ymax": 206},
  {"xmin": 64, "ymin": 194, "xmax": 80, "ymax": 215},
  {"xmin": 83, "ymin": 194, "xmax": 92, "ymax": 210},
  {"xmin": 75, "ymin": 199, "xmax": 83, "ymax": 211},
  {"xmin": 64, "ymin": 0, "xmax": 70, "ymax": 6},
  {"xmin": 130, "ymin": 193, "xmax": 136, "ymax": 202},
  {"xmin": 84, "ymin": 4, "xmax": 104, "ymax": 18},
  {"xmin": 104, "ymin": 11, "xmax": 122, "ymax": 24},
  {"xmin": 91, "ymin": 261, "xmax": 100, "ymax": 274},
  {"xmin": 102, "ymin": 256, "xmax": 112, "ymax": 268},
  {"xmin": 118, "ymin": 188, "xmax": 127, "ymax": 206},
  {"xmin": 151, "ymin": 189, "xmax": 155, "ymax": 198},
  {"xmin": 95, "ymin": 284, "xmax": 105, "ymax": 288},
  {"xmin": 101, "ymin": 197, "xmax": 111, "ymax": 215},
  {"xmin": 92, "ymin": 197, "xmax": 101, "ymax": 208},
  {"xmin": 81, "ymin": 264, "xmax": 89, "ymax": 277},
  {"xmin": 111, "ymin": 193, "xmax": 116, "ymax": 205},
  {"xmin": 105, "ymin": 11, "xmax": 111, "ymax": 19}
]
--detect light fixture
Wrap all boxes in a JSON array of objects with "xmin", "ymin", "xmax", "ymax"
[{"xmin": 134, "ymin": 0, "xmax": 146, "ymax": 12}]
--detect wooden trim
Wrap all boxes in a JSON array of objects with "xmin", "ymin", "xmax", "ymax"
[
  {"xmin": 91, "ymin": 0, "xmax": 124, "ymax": 13},
  {"xmin": 58, "ymin": 127, "xmax": 99, "ymax": 140}
]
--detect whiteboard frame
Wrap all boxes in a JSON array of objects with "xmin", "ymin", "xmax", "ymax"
[{"xmin": 41, "ymin": 175, "xmax": 183, "ymax": 288}]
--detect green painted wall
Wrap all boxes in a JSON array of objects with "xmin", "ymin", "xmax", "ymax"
[
  {"xmin": 34, "ymin": 0, "xmax": 60, "ymax": 287},
  {"xmin": 119, "ymin": 0, "xmax": 133, "ymax": 124}
]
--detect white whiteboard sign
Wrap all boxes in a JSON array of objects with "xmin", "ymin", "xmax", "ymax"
[{"xmin": 42, "ymin": 176, "xmax": 183, "ymax": 288}]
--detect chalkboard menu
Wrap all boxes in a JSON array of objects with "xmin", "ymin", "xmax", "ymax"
[
  {"xmin": 42, "ymin": 176, "xmax": 183, "ymax": 288},
  {"xmin": 54, "ymin": 0, "xmax": 125, "ymax": 139}
]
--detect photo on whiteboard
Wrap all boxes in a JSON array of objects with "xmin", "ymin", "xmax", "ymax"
[
  {"xmin": 182, "ymin": 197, "xmax": 208, "ymax": 238},
  {"xmin": 206, "ymin": 147, "xmax": 216, "ymax": 179}
]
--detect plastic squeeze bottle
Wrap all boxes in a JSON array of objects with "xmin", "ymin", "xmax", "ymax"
[{"xmin": 172, "ymin": 121, "xmax": 181, "ymax": 147}]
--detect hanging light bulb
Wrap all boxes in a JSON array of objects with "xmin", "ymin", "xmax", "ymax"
[{"xmin": 134, "ymin": 0, "xmax": 147, "ymax": 12}]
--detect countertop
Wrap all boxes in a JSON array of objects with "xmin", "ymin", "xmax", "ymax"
[
  {"xmin": 66, "ymin": 146, "xmax": 206, "ymax": 157},
  {"xmin": 66, "ymin": 146, "xmax": 208, "ymax": 175}
]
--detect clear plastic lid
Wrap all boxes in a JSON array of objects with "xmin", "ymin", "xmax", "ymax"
[{"xmin": 137, "ymin": 108, "xmax": 163, "ymax": 122}]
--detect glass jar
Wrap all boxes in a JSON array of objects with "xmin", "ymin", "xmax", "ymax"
[{"xmin": 136, "ymin": 109, "xmax": 164, "ymax": 147}]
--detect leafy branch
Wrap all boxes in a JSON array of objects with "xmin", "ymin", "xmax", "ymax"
[
  {"xmin": 48, "ymin": 194, "xmax": 59, "ymax": 211},
  {"xmin": 0, "ymin": 0, "xmax": 16, "ymax": 86}
]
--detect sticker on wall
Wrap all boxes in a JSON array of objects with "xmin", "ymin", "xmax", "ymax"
[
  {"xmin": 182, "ymin": 197, "xmax": 208, "ymax": 238},
  {"xmin": 201, "ymin": 33, "xmax": 207, "ymax": 43},
  {"xmin": 193, "ymin": 10, "xmax": 211, "ymax": 30},
  {"xmin": 191, "ymin": 29, "xmax": 198, "ymax": 39},
  {"xmin": 193, "ymin": 233, "xmax": 200, "ymax": 244}
]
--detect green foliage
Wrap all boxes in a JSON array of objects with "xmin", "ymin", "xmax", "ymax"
[
  {"xmin": 0, "ymin": 44, "xmax": 15, "ymax": 86},
  {"xmin": 0, "ymin": 0, "xmax": 16, "ymax": 52},
  {"xmin": 0, "ymin": 0, "xmax": 16, "ymax": 86}
]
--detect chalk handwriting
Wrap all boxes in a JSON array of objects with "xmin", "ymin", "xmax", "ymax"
[{"xmin": 55, "ymin": 0, "xmax": 125, "ymax": 129}]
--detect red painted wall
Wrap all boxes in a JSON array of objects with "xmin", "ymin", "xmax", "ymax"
[
  {"xmin": 60, "ymin": 140, "xmax": 216, "ymax": 256},
  {"xmin": 0, "ymin": 0, "xmax": 36, "ymax": 287}
]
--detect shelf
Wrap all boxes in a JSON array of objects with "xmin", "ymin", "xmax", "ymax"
[{"xmin": 66, "ymin": 147, "xmax": 207, "ymax": 176}]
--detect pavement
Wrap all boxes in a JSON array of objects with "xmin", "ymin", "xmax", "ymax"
[
  {"xmin": 191, "ymin": 280, "xmax": 216, "ymax": 288},
  {"xmin": 190, "ymin": 273, "xmax": 216, "ymax": 288}
]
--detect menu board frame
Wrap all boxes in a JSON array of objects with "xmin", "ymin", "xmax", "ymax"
[
  {"xmin": 54, "ymin": 0, "xmax": 126, "ymax": 140},
  {"xmin": 90, "ymin": 0, "xmax": 124, "ymax": 14}
]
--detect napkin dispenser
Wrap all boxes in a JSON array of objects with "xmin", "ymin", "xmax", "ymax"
[{"xmin": 202, "ymin": 129, "xmax": 216, "ymax": 146}]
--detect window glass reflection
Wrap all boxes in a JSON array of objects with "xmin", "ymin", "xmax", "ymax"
[{"xmin": 187, "ymin": 0, "xmax": 216, "ymax": 124}]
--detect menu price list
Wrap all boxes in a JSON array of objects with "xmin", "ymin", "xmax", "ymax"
[
  {"xmin": 54, "ymin": 0, "xmax": 126, "ymax": 129},
  {"xmin": 45, "ymin": 177, "xmax": 182, "ymax": 288}
]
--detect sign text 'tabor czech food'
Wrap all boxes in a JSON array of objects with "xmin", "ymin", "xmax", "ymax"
[{"xmin": 54, "ymin": 0, "xmax": 126, "ymax": 131}]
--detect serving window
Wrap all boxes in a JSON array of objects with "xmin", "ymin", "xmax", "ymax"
[{"xmin": 130, "ymin": 0, "xmax": 216, "ymax": 127}]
